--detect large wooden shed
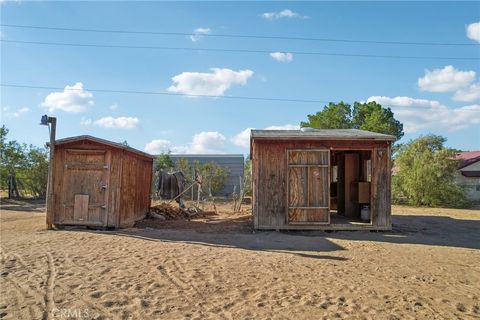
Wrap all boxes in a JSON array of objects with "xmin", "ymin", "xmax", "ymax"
[
  {"xmin": 49, "ymin": 135, "xmax": 154, "ymax": 228},
  {"xmin": 250, "ymin": 129, "xmax": 394, "ymax": 231}
]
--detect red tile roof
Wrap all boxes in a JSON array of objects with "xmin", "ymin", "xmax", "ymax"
[{"xmin": 456, "ymin": 151, "xmax": 480, "ymax": 169}]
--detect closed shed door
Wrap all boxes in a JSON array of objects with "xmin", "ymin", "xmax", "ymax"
[
  {"xmin": 287, "ymin": 149, "xmax": 330, "ymax": 224},
  {"xmin": 61, "ymin": 150, "xmax": 108, "ymax": 226}
]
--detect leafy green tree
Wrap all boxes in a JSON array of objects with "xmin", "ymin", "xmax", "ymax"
[
  {"xmin": 0, "ymin": 125, "xmax": 48, "ymax": 198},
  {"xmin": 155, "ymin": 152, "xmax": 174, "ymax": 171},
  {"xmin": 175, "ymin": 158, "xmax": 193, "ymax": 182},
  {"xmin": 392, "ymin": 135, "xmax": 469, "ymax": 208},
  {"xmin": 174, "ymin": 158, "xmax": 229, "ymax": 196},
  {"xmin": 301, "ymin": 101, "xmax": 404, "ymax": 141},
  {"xmin": 1, "ymin": 126, "xmax": 27, "ymax": 197},
  {"xmin": 352, "ymin": 102, "xmax": 404, "ymax": 141},
  {"xmin": 300, "ymin": 102, "xmax": 351, "ymax": 129},
  {"xmin": 243, "ymin": 158, "xmax": 252, "ymax": 196},
  {"xmin": 21, "ymin": 147, "xmax": 48, "ymax": 198},
  {"xmin": 197, "ymin": 161, "xmax": 229, "ymax": 196}
]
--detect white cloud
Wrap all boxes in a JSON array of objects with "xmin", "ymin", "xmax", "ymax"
[
  {"xmin": 80, "ymin": 117, "xmax": 92, "ymax": 126},
  {"xmin": 190, "ymin": 27, "xmax": 211, "ymax": 42},
  {"xmin": 167, "ymin": 68, "xmax": 254, "ymax": 96},
  {"xmin": 367, "ymin": 96, "xmax": 480, "ymax": 133},
  {"xmin": 270, "ymin": 52, "xmax": 293, "ymax": 62},
  {"xmin": 231, "ymin": 124, "xmax": 299, "ymax": 148},
  {"xmin": 264, "ymin": 124, "xmax": 300, "ymax": 130},
  {"xmin": 418, "ymin": 65, "xmax": 476, "ymax": 93},
  {"xmin": 368, "ymin": 96, "xmax": 441, "ymax": 108},
  {"xmin": 231, "ymin": 128, "xmax": 254, "ymax": 148},
  {"xmin": 262, "ymin": 9, "xmax": 306, "ymax": 20},
  {"xmin": 88, "ymin": 116, "xmax": 139, "ymax": 129},
  {"xmin": 0, "ymin": 0, "xmax": 22, "ymax": 5},
  {"xmin": 109, "ymin": 103, "xmax": 118, "ymax": 110},
  {"xmin": 94, "ymin": 116, "xmax": 139, "ymax": 129},
  {"xmin": 3, "ymin": 106, "xmax": 30, "ymax": 118},
  {"xmin": 175, "ymin": 131, "xmax": 226, "ymax": 153},
  {"xmin": 41, "ymin": 82, "xmax": 94, "ymax": 113},
  {"xmin": 145, "ymin": 139, "xmax": 172, "ymax": 154},
  {"xmin": 466, "ymin": 22, "xmax": 480, "ymax": 43},
  {"xmin": 453, "ymin": 82, "xmax": 480, "ymax": 102},
  {"xmin": 145, "ymin": 131, "xmax": 227, "ymax": 155}
]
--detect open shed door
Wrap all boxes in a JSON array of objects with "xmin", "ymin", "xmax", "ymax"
[
  {"xmin": 61, "ymin": 150, "xmax": 108, "ymax": 226},
  {"xmin": 287, "ymin": 149, "xmax": 330, "ymax": 224}
]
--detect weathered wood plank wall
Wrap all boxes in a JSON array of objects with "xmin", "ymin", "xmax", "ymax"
[
  {"xmin": 252, "ymin": 139, "xmax": 391, "ymax": 230},
  {"xmin": 52, "ymin": 139, "xmax": 153, "ymax": 228}
]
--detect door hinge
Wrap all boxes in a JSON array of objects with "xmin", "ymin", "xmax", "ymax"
[{"xmin": 101, "ymin": 205, "xmax": 106, "ymax": 209}]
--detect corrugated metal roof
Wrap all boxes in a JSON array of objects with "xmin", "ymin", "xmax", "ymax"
[
  {"xmin": 250, "ymin": 129, "xmax": 396, "ymax": 141},
  {"xmin": 55, "ymin": 135, "xmax": 154, "ymax": 159}
]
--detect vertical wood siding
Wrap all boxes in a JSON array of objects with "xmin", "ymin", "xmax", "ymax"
[
  {"xmin": 252, "ymin": 139, "xmax": 391, "ymax": 230},
  {"xmin": 52, "ymin": 140, "xmax": 153, "ymax": 228}
]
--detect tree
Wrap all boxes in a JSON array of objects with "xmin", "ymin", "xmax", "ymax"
[
  {"xmin": 173, "ymin": 158, "xmax": 229, "ymax": 197},
  {"xmin": 300, "ymin": 102, "xmax": 351, "ymax": 129},
  {"xmin": 0, "ymin": 126, "xmax": 27, "ymax": 198},
  {"xmin": 155, "ymin": 152, "xmax": 174, "ymax": 171},
  {"xmin": 0, "ymin": 125, "xmax": 48, "ymax": 198},
  {"xmin": 21, "ymin": 146, "xmax": 49, "ymax": 198},
  {"xmin": 243, "ymin": 158, "xmax": 252, "ymax": 196},
  {"xmin": 392, "ymin": 135, "xmax": 469, "ymax": 208},
  {"xmin": 196, "ymin": 161, "xmax": 229, "ymax": 196},
  {"xmin": 301, "ymin": 101, "xmax": 404, "ymax": 141}
]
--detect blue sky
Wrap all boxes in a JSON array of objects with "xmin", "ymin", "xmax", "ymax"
[{"xmin": 1, "ymin": 1, "xmax": 479, "ymax": 154}]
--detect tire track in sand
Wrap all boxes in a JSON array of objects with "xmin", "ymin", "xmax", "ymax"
[
  {"xmin": 43, "ymin": 252, "xmax": 56, "ymax": 320},
  {"xmin": 157, "ymin": 258, "xmax": 230, "ymax": 320}
]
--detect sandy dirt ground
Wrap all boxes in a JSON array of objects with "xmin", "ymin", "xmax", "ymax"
[{"xmin": 1, "ymin": 199, "xmax": 479, "ymax": 320}]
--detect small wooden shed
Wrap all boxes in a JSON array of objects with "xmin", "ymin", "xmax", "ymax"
[
  {"xmin": 250, "ymin": 129, "xmax": 394, "ymax": 231},
  {"xmin": 49, "ymin": 135, "xmax": 153, "ymax": 228}
]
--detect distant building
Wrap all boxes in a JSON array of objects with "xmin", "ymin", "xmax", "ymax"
[
  {"xmin": 456, "ymin": 151, "xmax": 480, "ymax": 203},
  {"xmin": 168, "ymin": 154, "xmax": 245, "ymax": 197}
]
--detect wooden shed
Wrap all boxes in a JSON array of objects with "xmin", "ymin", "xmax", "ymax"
[
  {"xmin": 49, "ymin": 135, "xmax": 154, "ymax": 228},
  {"xmin": 250, "ymin": 129, "xmax": 394, "ymax": 231}
]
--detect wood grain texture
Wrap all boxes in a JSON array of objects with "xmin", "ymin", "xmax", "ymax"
[
  {"xmin": 287, "ymin": 150, "xmax": 329, "ymax": 224},
  {"xmin": 371, "ymin": 147, "xmax": 391, "ymax": 228},
  {"xmin": 252, "ymin": 139, "xmax": 391, "ymax": 230},
  {"xmin": 52, "ymin": 138, "xmax": 153, "ymax": 228},
  {"xmin": 73, "ymin": 195, "xmax": 89, "ymax": 222}
]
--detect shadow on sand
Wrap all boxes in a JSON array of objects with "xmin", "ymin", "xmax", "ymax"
[
  {"xmin": 0, "ymin": 199, "xmax": 45, "ymax": 212},
  {"xmin": 109, "ymin": 224, "xmax": 347, "ymax": 261},
  {"xmin": 289, "ymin": 214, "xmax": 480, "ymax": 250}
]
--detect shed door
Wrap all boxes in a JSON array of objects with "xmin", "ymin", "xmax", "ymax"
[
  {"xmin": 287, "ymin": 149, "xmax": 330, "ymax": 224},
  {"xmin": 62, "ymin": 149, "xmax": 108, "ymax": 226}
]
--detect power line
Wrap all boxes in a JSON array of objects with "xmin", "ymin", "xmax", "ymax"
[
  {"xmin": 0, "ymin": 83, "xmax": 330, "ymax": 103},
  {"xmin": 2, "ymin": 83, "xmax": 480, "ymax": 112},
  {"xmin": 2, "ymin": 39, "xmax": 478, "ymax": 61},
  {"xmin": 1, "ymin": 23, "xmax": 478, "ymax": 47}
]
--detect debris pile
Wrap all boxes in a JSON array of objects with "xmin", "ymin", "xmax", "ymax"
[{"xmin": 149, "ymin": 202, "xmax": 215, "ymax": 221}]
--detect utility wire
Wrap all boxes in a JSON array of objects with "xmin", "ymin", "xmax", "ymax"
[
  {"xmin": 1, "ymin": 23, "xmax": 478, "ymax": 47},
  {"xmin": 2, "ymin": 83, "xmax": 480, "ymax": 112},
  {"xmin": 2, "ymin": 39, "xmax": 478, "ymax": 61},
  {"xmin": 0, "ymin": 83, "xmax": 330, "ymax": 103}
]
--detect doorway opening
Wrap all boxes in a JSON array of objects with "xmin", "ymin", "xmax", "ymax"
[{"xmin": 330, "ymin": 150, "xmax": 372, "ymax": 225}]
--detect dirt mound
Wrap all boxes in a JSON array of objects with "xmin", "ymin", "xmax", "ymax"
[{"xmin": 149, "ymin": 202, "xmax": 216, "ymax": 220}]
